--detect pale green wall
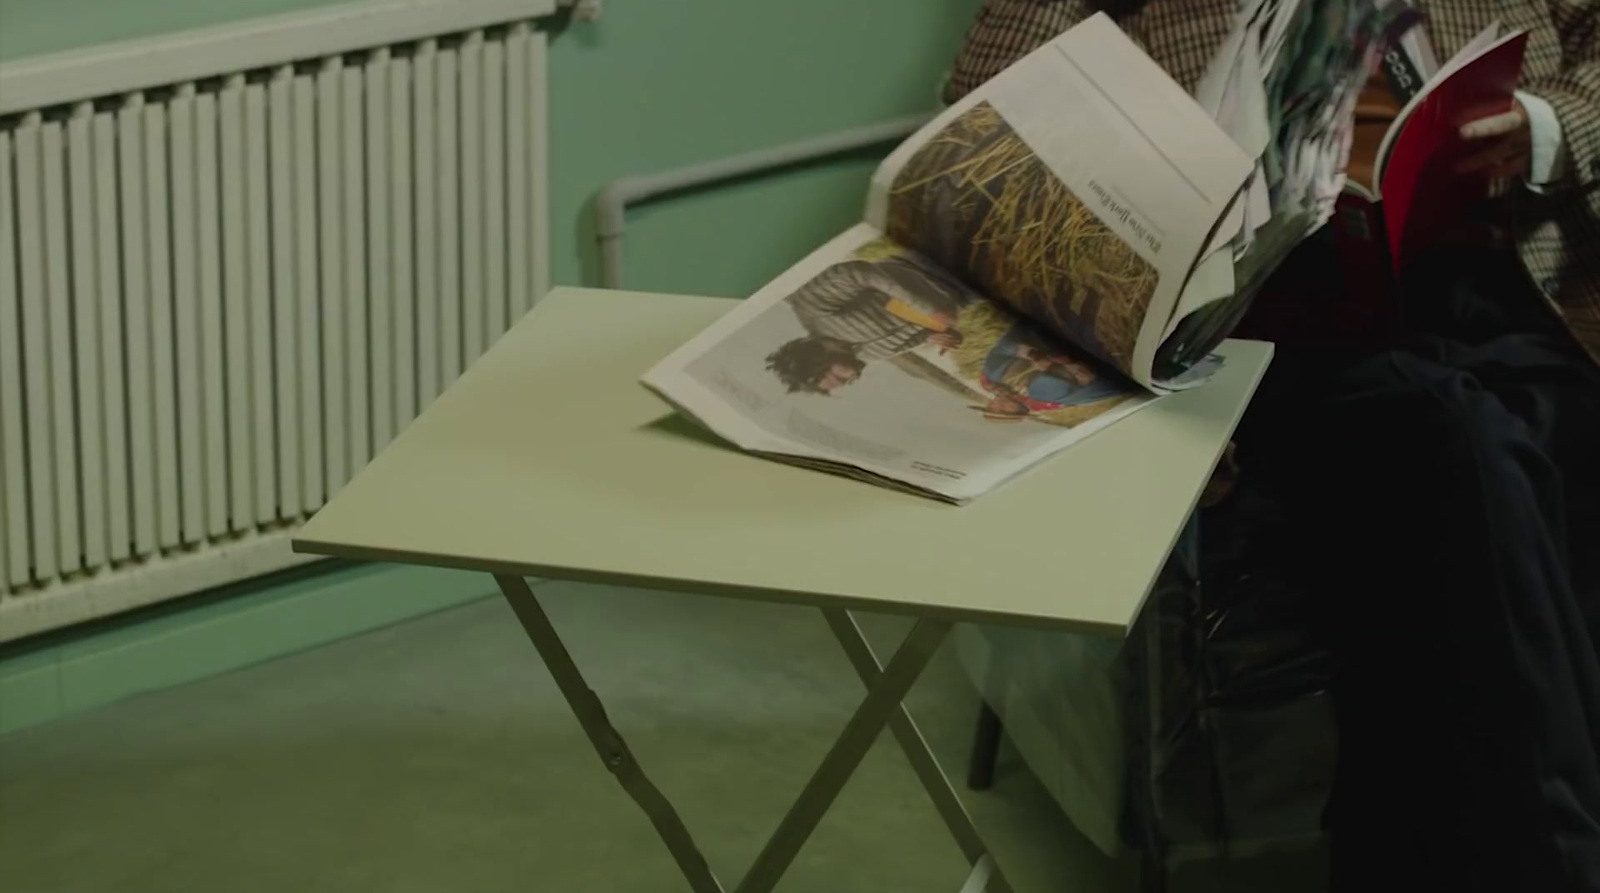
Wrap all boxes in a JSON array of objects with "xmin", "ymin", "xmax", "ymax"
[
  {"xmin": 0, "ymin": 0, "xmax": 982, "ymax": 732},
  {"xmin": 543, "ymin": 1, "xmax": 978, "ymax": 294},
  {"xmin": 0, "ymin": 0, "xmax": 980, "ymax": 295}
]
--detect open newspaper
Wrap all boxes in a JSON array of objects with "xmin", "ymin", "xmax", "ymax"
[{"xmin": 643, "ymin": 14, "xmax": 1254, "ymax": 503}]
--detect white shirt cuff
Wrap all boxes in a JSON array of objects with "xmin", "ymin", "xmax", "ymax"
[{"xmin": 1515, "ymin": 90, "xmax": 1569, "ymax": 189}]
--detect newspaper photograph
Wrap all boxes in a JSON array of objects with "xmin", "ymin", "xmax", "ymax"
[
  {"xmin": 644, "ymin": 226, "xmax": 1149, "ymax": 502},
  {"xmin": 866, "ymin": 13, "xmax": 1252, "ymax": 388},
  {"xmin": 881, "ymin": 102, "xmax": 1161, "ymax": 376},
  {"xmin": 643, "ymin": 14, "xmax": 1261, "ymax": 502}
]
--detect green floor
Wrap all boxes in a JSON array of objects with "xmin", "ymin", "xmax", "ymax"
[{"xmin": 0, "ymin": 581, "xmax": 1321, "ymax": 892}]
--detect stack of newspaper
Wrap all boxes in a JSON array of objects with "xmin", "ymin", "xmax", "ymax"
[
  {"xmin": 1160, "ymin": 0, "xmax": 1411, "ymax": 372},
  {"xmin": 643, "ymin": 11, "xmax": 1387, "ymax": 503}
]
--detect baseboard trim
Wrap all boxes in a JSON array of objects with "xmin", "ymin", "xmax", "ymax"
[{"xmin": 0, "ymin": 563, "xmax": 501, "ymax": 735}]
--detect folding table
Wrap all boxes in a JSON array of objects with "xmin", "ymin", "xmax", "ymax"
[{"xmin": 293, "ymin": 287, "xmax": 1272, "ymax": 892}]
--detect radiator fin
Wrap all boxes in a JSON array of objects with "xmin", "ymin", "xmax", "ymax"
[{"xmin": 0, "ymin": 26, "xmax": 551, "ymax": 639}]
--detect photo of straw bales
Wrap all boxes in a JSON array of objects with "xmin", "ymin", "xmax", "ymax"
[{"xmin": 886, "ymin": 102, "xmax": 1158, "ymax": 372}]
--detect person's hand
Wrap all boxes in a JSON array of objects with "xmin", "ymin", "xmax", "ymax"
[
  {"xmin": 982, "ymin": 394, "xmax": 1029, "ymax": 421},
  {"xmin": 1012, "ymin": 344, "xmax": 1052, "ymax": 368},
  {"xmin": 927, "ymin": 331, "xmax": 963, "ymax": 352},
  {"xmin": 1455, "ymin": 100, "xmax": 1532, "ymax": 179}
]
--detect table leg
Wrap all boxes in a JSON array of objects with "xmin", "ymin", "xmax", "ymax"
[
  {"xmin": 495, "ymin": 574, "xmax": 726, "ymax": 893},
  {"xmin": 960, "ymin": 854, "xmax": 997, "ymax": 893},
  {"xmin": 822, "ymin": 609, "xmax": 1014, "ymax": 893},
  {"xmin": 735, "ymin": 617, "xmax": 952, "ymax": 893},
  {"xmin": 500, "ymin": 576, "xmax": 998, "ymax": 892}
]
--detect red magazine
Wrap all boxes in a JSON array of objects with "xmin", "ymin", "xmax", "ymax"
[
  {"xmin": 1376, "ymin": 27, "xmax": 1527, "ymax": 267},
  {"xmin": 1334, "ymin": 24, "xmax": 1526, "ymax": 281}
]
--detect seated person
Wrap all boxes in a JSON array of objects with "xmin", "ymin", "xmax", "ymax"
[{"xmin": 945, "ymin": 1, "xmax": 1600, "ymax": 890}]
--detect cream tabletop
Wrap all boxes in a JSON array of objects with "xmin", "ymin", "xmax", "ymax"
[{"xmin": 293, "ymin": 287, "xmax": 1271, "ymax": 637}]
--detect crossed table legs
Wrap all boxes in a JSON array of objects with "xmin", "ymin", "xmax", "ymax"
[{"xmin": 494, "ymin": 574, "xmax": 1014, "ymax": 893}]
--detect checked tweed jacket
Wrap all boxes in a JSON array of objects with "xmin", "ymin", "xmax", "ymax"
[{"xmin": 943, "ymin": 0, "xmax": 1600, "ymax": 363}]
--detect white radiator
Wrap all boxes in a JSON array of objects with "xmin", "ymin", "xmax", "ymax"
[{"xmin": 0, "ymin": 0, "xmax": 554, "ymax": 642}]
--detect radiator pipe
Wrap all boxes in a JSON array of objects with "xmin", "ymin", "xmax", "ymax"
[{"xmin": 594, "ymin": 112, "xmax": 934, "ymax": 289}]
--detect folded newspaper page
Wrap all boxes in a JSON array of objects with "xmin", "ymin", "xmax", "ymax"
[
  {"xmin": 1159, "ymin": 0, "xmax": 1401, "ymax": 373},
  {"xmin": 865, "ymin": 14, "xmax": 1251, "ymax": 388},
  {"xmin": 643, "ymin": 14, "xmax": 1252, "ymax": 503}
]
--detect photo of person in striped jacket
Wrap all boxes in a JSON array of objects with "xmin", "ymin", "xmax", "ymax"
[{"xmin": 765, "ymin": 257, "xmax": 971, "ymax": 394}]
